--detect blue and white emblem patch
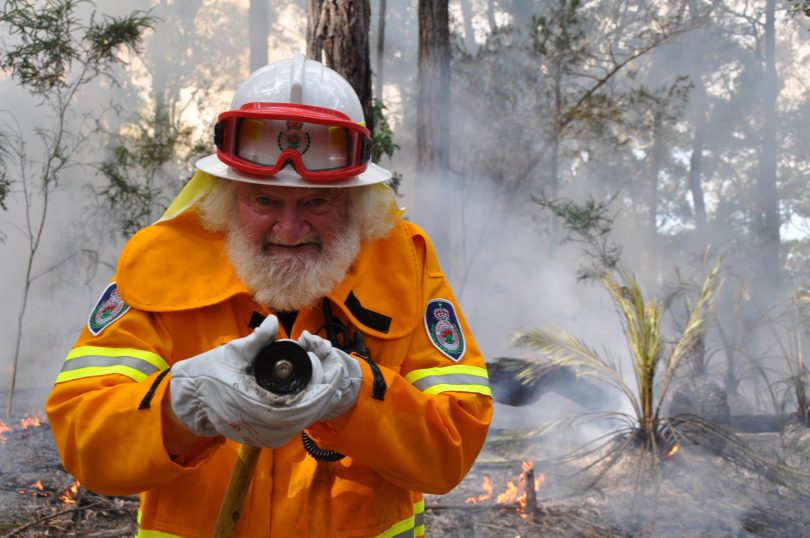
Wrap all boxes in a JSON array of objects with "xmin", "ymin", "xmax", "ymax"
[
  {"xmin": 88, "ymin": 282, "xmax": 130, "ymax": 336},
  {"xmin": 424, "ymin": 299, "xmax": 466, "ymax": 362}
]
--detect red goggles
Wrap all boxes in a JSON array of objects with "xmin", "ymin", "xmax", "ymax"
[{"xmin": 214, "ymin": 103, "xmax": 372, "ymax": 182}]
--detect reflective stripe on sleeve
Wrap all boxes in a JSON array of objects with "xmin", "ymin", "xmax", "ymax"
[
  {"xmin": 376, "ymin": 500, "xmax": 425, "ymax": 538},
  {"xmin": 56, "ymin": 346, "xmax": 170, "ymax": 383},
  {"xmin": 404, "ymin": 365, "xmax": 491, "ymax": 396}
]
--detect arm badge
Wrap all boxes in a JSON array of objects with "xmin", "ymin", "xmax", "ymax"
[{"xmin": 424, "ymin": 299, "xmax": 466, "ymax": 362}]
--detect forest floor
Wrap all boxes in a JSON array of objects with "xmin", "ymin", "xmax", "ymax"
[{"xmin": 1, "ymin": 411, "xmax": 810, "ymax": 538}]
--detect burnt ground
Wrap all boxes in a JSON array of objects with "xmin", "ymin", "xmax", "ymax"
[{"xmin": 2, "ymin": 415, "xmax": 810, "ymax": 537}]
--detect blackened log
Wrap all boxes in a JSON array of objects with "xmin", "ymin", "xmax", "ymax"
[{"xmin": 486, "ymin": 357, "xmax": 613, "ymax": 411}]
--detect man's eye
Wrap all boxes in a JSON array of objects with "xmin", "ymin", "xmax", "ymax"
[
  {"xmin": 255, "ymin": 196, "xmax": 277, "ymax": 206},
  {"xmin": 305, "ymin": 198, "xmax": 328, "ymax": 207}
]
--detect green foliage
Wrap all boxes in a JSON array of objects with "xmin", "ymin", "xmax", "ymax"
[
  {"xmin": 532, "ymin": 1, "xmax": 588, "ymax": 90},
  {"xmin": 532, "ymin": 193, "xmax": 622, "ymax": 279},
  {"xmin": 0, "ymin": 170, "xmax": 9, "ymax": 212},
  {"xmin": 370, "ymin": 99, "xmax": 399, "ymax": 163},
  {"xmin": 0, "ymin": 0, "xmax": 154, "ymax": 196},
  {"xmin": 98, "ymin": 107, "xmax": 211, "ymax": 237},
  {"xmin": 0, "ymin": 0, "xmax": 154, "ymax": 97},
  {"xmin": 369, "ymin": 99, "xmax": 402, "ymax": 196},
  {"xmin": 0, "ymin": 131, "xmax": 9, "ymax": 211}
]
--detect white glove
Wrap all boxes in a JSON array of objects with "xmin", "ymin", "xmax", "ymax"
[
  {"xmin": 297, "ymin": 331, "xmax": 363, "ymax": 422},
  {"xmin": 169, "ymin": 315, "xmax": 346, "ymax": 448}
]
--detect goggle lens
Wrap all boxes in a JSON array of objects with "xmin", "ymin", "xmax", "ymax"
[{"xmin": 235, "ymin": 118, "xmax": 356, "ymax": 171}]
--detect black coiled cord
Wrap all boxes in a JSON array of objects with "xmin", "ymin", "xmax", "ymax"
[{"xmin": 301, "ymin": 431, "xmax": 345, "ymax": 462}]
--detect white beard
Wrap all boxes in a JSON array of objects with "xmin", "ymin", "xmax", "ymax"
[{"xmin": 226, "ymin": 222, "xmax": 361, "ymax": 312}]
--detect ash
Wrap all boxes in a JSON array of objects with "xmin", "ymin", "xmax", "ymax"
[
  {"xmin": 3, "ymin": 415, "xmax": 810, "ymax": 537},
  {"xmin": 424, "ymin": 418, "xmax": 810, "ymax": 538},
  {"xmin": 0, "ymin": 417, "xmax": 138, "ymax": 537}
]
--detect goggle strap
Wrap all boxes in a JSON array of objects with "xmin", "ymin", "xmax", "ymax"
[{"xmin": 214, "ymin": 121, "xmax": 225, "ymax": 150}]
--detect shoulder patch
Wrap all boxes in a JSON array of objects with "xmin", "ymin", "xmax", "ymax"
[
  {"xmin": 424, "ymin": 299, "xmax": 466, "ymax": 362},
  {"xmin": 88, "ymin": 282, "xmax": 130, "ymax": 336}
]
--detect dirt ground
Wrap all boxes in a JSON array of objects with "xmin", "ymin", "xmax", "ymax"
[{"xmin": 2, "ymin": 414, "xmax": 810, "ymax": 538}]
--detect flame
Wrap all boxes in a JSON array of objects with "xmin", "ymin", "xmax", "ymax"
[
  {"xmin": 496, "ymin": 480, "xmax": 520, "ymax": 504},
  {"xmin": 60, "ymin": 480, "xmax": 80, "ymax": 505},
  {"xmin": 464, "ymin": 460, "xmax": 545, "ymax": 518},
  {"xmin": 667, "ymin": 443, "xmax": 681, "ymax": 458},
  {"xmin": 0, "ymin": 416, "xmax": 44, "ymax": 443},
  {"xmin": 20, "ymin": 416, "xmax": 41, "ymax": 429},
  {"xmin": 534, "ymin": 473, "xmax": 545, "ymax": 491},
  {"xmin": 18, "ymin": 480, "xmax": 49, "ymax": 498},
  {"xmin": 465, "ymin": 474, "xmax": 493, "ymax": 503}
]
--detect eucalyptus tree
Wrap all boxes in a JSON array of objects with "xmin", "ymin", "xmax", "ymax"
[
  {"xmin": 448, "ymin": 0, "xmax": 695, "ymax": 285},
  {"xmin": 453, "ymin": 1, "xmax": 692, "ymax": 194},
  {"xmin": 97, "ymin": 0, "xmax": 244, "ymax": 238},
  {"xmin": 416, "ymin": 0, "xmax": 450, "ymax": 180},
  {"xmin": 374, "ymin": 0, "xmax": 386, "ymax": 101},
  {"xmin": 0, "ymin": 0, "xmax": 154, "ymax": 415},
  {"xmin": 307, "ymin": 0, "xmax": 374, "ymax": 130}
]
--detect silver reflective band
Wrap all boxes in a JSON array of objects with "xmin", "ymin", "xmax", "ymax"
[
  {"xmin": 57, "ymin": 346, "xmax": 171, "ymax": 383},
  {"xmin": 59, "ymin": 355, "xmax": 162, "ymax": 377},
  {"xmin": 411, "ymin": 372, "xmax": 490, "ymax": 393}
]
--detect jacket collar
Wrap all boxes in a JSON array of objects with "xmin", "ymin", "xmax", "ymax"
[{"xmin": 116, "ymin": 206, "xmax": 420, "ymax": 339}]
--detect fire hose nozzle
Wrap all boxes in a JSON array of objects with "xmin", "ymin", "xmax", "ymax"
[{"xmin": 252, "ymin": 339, "xmax": 312, "ymax": 395}]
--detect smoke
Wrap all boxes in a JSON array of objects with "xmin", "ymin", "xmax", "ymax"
[
  {"xmin": 0, "ymin": 0, "xmax": 807, "ymax": 441},
  {"xmin": 1, "ymin": 3, "xmax": 809, "ymax": 536}
]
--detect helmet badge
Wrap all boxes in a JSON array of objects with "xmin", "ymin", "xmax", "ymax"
[{"xmin": 277, "ymin": 120, "xmax": 311, "ymax": 154}]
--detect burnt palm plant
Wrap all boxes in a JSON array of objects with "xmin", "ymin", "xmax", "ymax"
[
  {"xmin": 504, "ymin": 261, "xmax": 810, "ymax": 496},
  {"xmin": 753, "ymin": 293, "xmax": 810, "ymax": 426},
  {"xmin": 511, "ymin": 261, "xmax": 721, "ymax": 458}
]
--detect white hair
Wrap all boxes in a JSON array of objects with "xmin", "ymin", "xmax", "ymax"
[{"xmin": 197, "ymin": 178, "xmax": 398, "ymax": 243}]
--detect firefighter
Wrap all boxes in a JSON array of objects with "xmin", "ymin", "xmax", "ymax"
[{"xmin": 46, "ymin": 54, "xmax": 492, "ymax": 537}]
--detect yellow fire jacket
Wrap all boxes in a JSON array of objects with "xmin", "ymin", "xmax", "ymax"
[{"xmin": 46, "ymin": 189, "xmax": 492, "ymax": 537}]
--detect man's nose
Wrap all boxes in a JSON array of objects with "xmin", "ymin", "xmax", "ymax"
[{"xmin": 271, "ymin": 205, "xmax": 311, "ymax": 243}]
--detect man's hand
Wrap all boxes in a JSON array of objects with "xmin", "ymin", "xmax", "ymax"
[
  {"xmin": 168, "ymin": 315, "xmax": 348, "ymax": 448},
  {"xmin": 297, "ymin": 331, "xmax": 363, "ymax": 421}
]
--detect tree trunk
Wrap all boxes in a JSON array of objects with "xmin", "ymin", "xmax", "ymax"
[
  {"xmin": 374, "ymin": 0, "xmax": 386, "ymax": 102},
  {"xmin": 688, "ymin": 79, "xmax": 708, "ymax": 233},
  {"xmin": 417, "ymin": 0, "xmax": 451, "ymax": 250},
  {"xmin": 487, "ymin": 0, "xmax": 497, "ymax": 33},
  {"xmin": 756, "ymin": 0, "xmax": 782, "ymax": 291},
  {"xmin": 686, "ymin": 0, "xmax": 707, "ymax": 233},
  {"xmin": 307, "ymin": 0, "xmax": 374, "ymax": 131},
  {"xmin": 460, "ymin": 0, "xmax": 477, "ymax": 54},
  {"xmin": 648, "ymin": 109, "xmax": 664, "ymax": 235},
  {"xmin": 417, "ymin": 0, "xmax": 450, "ymax": 177},
  {"xmin": 249, "ymin": 0, "xmax": 269, "ymax": 72}
]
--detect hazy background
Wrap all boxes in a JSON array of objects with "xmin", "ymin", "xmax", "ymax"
[{"xmin": 2, "ymin": 0, "xmax": 810, "ymax": 429}]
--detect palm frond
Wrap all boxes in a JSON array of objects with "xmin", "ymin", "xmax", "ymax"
[
  {"xmin": 601, "ymin": 270, "xmax": 662, "ymax": 428},
  {"xmin": 513, "ymin": 328, "xmax": 641, "ymax": 419}
]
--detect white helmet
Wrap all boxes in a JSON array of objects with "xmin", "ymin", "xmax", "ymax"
[{"xmin": 196, "ymin": 54, "xmax": 391, "ymax": 187}]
